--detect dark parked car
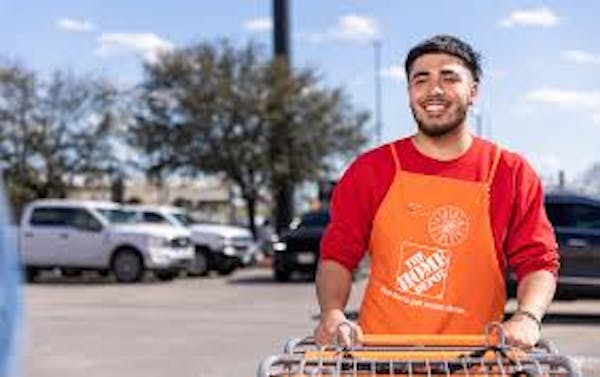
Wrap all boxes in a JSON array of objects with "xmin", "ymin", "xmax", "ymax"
[
  {"xmin": 507, "ymin": 192, "xmax": 600, "ymax": 299},
  {"xmin": 544, "ymin": 192, "xmax": 600, "ymax": 298},
  {"xmin": 272, "ymin": 210, "xmax": 329, "ymax": 281}
]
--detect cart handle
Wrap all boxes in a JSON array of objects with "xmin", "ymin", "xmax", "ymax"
[
  {"xmin": 361, "ymin": 323, "xmax": 506, "ymax": 347},
  {"xmin": 361, "ymin": 334, "xmax": 495, "ymax": 346}
]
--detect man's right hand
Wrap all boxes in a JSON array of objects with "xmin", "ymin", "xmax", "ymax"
[{"xmin": 314, "ymin": 309, "xmax": 363, "ymax": 347}]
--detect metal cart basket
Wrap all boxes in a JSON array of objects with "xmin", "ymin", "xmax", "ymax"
[{"xmin": 258, "ymin": 324, "xmax": 580, "ymax": 377}]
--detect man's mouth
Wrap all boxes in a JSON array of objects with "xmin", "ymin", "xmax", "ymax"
[{"xmin": 423, "ymin": 102, "xmax": 448, "ymax": 116}]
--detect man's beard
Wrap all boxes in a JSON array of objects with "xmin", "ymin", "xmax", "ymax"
[{"xmin": 411, "ymin": 105, "xmax": 468, "ymax": 138}]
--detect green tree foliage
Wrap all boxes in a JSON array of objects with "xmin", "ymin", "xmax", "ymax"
[
  {"xmin": 0, "ymin": 62, "xmax": 119, "ymax": 214},
  {"xmin": 130, "ymin": 40, "xmax": 369, "ymax": 236}
]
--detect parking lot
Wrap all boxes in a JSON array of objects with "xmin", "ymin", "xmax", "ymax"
[{"xmin": 22, "ymin": 267, "xmax": 600, "ymax": 377}]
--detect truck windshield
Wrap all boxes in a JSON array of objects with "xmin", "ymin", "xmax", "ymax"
[
  {"xmin": 96, "ymin": 209, "xmax": 138, "ymax": 224},
  {"xmin": 172, "ymin": 213, "xmax": 196, "ymax": 226}
]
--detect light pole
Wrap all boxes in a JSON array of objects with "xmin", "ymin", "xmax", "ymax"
[
  {"xmin": 472, "ymin": 108, "xmax": 483, "ymax": 137},
  {"xmin": 373, "ymin": 40, "xmax": 383, "ymax": 146}
]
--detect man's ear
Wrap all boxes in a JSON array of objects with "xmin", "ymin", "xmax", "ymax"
[{"xmin": 468, "ymin": 82, "xmax": 479, "ymax": 106}]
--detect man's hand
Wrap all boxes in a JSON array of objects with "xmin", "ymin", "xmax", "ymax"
[
  {"xmin": 314, "ymin": 309, "xmax": 364, "ymax": 347},
  {"xmin": 501, "ymin": 312, "xmax": 541, "ymax": 349}
]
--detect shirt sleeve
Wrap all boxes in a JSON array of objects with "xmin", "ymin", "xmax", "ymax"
[
  {"xmin": 504, "ymin": 157, "xmax": 560, "ymax": 281},
  {"xmin": 320, "ymin": 153, "xmax": 386, "ymax": 272}
]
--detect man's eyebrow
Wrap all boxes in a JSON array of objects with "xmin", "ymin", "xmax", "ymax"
[
  {"xmin": 410, "ymin": 70, "xmax": 430, "ymax": 80},
  {"xmin": 440, "ymin": 68, "xmax": 461, "ymax": 76}
]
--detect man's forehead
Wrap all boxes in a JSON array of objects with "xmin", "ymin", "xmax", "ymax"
[{"xmin": 410, "ymin": 53, "xmax": 471, "ymax": 75}]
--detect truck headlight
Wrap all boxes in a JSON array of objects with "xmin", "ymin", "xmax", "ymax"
[
  {"xmin": 215, "ymin": 235, "xmax": 227, "ymax": 248},
  {"xmin": 148, "ymin": 236, "xmax": 170, "ymax": 248},
  {"xmin": 273, "ymin": 242, "xmax": 287, "ymax": 252}
]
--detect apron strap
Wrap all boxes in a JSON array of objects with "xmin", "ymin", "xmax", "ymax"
[
  {"xmin": 486, "ymin": 145, "xmax": 502, "ymax": 186},
  {"xmin": 389, "ymin": 142, "xmax": 402, "ymax": 171}
]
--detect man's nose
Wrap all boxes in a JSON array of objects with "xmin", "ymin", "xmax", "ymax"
[{"xmin": 428, "ymin": 82, "xmax": 444, "ymax": 95}]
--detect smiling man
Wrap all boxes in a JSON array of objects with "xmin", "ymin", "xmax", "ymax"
[{"xmin": 314, "ymin": 35, "xmax": 559, "ymax": 348}]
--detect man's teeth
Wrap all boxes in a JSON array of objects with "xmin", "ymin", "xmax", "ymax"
[{"xmin": 425, "ymin": 104, "xmax": 445, "ymax": 112}]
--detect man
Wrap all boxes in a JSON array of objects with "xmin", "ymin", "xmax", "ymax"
[{"xmin": 314, "ymin": 35, "xmax": 559, "ymax": 349}]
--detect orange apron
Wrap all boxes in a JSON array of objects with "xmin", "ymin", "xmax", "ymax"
[{"xmin": 358, "ymin": 142, "xmax": 505, "ymax": 334}]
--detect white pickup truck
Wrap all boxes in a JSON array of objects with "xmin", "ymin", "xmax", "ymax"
[
  {"xmin": 19, "ymin": 200, "xmax": 194, "ymax": 283},
  {"xmin": 126, "ymin": 205, "xmax": 259, "ymax": 276}
]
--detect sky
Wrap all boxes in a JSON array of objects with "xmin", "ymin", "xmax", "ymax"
[{"xmin": 1, "ymin": 0, "xmax": 599, "ymax": 186}]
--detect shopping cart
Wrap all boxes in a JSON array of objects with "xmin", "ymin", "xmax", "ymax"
[{"xmin": 257, "ymin": 323, "xmax": 581, "ymax": 376}]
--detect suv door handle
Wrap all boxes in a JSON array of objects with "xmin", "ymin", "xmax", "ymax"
[
  {"xmin": 566, "ymin": 238, "xmax": 588, "ymax": 248},
  {"xmin": 23, "ymin": 232, "xmax": 33, "ymax": 238},
  {"xmin": 59, "ymin": 233, "xmax": 69, "ymax": 239}
]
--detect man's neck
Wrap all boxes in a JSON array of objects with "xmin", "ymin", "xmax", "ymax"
[{"xmin": 411, "ymin": 127, "xmax": 473, "ymax": 161}]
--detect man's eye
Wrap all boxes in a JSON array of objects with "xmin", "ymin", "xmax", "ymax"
[{"xmin": 443, "ymin": 75, "xmax": 460, "ymax": 83}]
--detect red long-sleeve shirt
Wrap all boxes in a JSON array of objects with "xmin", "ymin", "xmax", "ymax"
[{"xmin": 320, "ymin": 137, "xmax": 559, "ymax": 282}]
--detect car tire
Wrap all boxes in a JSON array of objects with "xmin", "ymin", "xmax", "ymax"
[
  {"xmin": 25, "ymin": 267, "xmax": 39, "ymax": 283},
  {"xmin": 111, "ymin": 248, "xmax": 144, "ymax": 283},
  {"xmin": 216, "ymin": 259, "xmax": 237, "ymax": 276},
  {"xmin": 274, "ymin": 266, "xmax": 291, "ymax": 282},
  {"xmin": 155, "ymin": 270, "xmax": 177, "ymax": 281},
  {"xmin": 188, "ymin": 249, "xmax": 209, "ymax": 277}
]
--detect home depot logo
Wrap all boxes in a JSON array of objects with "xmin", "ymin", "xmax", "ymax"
[{"xmin": 395, "ymin": 242, "xmax": 451, "ymax": 300}]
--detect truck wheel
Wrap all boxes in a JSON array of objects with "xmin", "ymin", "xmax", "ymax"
[
  {"xmin": 155, "ymin": 270, "xmax": 177, "ymax": 281},
  {"xmin": 188, "ymin": 249, "xmax": 209, "ymax": 277},
  {"xmin": 216, "ymin": 259, "xmax": 237, "ymax": 276},
  {"xmin": 274, "ymin": 267, "xmax": 291, "ymax": 282},
  {"xmin": 25, "ymin": 267, "xmax": 39, "ymax": 283},
  {"xmin": 111, "ymin": 249, "xmax": 143, "ymax": 283}
]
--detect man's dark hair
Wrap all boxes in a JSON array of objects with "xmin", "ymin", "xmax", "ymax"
[{"xmin": 404, "ymin": 35, "xmax": 482, "ymax": 82}]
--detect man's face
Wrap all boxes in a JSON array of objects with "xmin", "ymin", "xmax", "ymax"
[{"xmin": 407, "ymin": 53, "xmax": 478, "ymax": 138}]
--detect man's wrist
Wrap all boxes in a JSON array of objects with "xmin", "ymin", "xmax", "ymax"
[
  {"xmin": 320, "ymin": 308, "xmax": 346, "ymax": 320},
  {"xmin": 513, "ymin": 308, "xmax": 542, "ymax": 329}
]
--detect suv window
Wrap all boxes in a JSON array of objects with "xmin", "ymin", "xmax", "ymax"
[
  {"xmin": 564, "ymin": 204, "xmax": 600, "ymax": 229},
  {"xmin": 300, "ymin": 211, "xmax": 330, "ymax": 227},
  {"xmin": 70, "ymin": 209, "xmax": 102, "ymax": 231},
  {"xmin": 143, "ymin": 212, "xmax": 169, "ymax": 224},
  {"xmin": 30, "ymin": 207, "xmax": 72, "ymax": 227},
  {"xmin": 545, "ymin": 203, "xmax": 569, "ymax": 227}
]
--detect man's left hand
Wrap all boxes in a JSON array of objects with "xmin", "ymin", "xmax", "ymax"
[{"xmin": 501, "ymin": 313, "xmax": 541, "ymax": 349}]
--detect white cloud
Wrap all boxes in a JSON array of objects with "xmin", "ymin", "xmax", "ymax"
[
  {"xmin": 499, "ymin": 7, "xmax": 560, "ymax": 28},
  {"xmin": 524, "ymin": 87, "xmax": 600, "ymax": 125},
  {"xmin": 57, "ymin": 18, "xmax": 95, "ymax": 32},
  {"xmin": 244, "ymin": 17, "xmax": 273, "ymax": 32},
  {"xmin": 302, "ymin": 14, "xmax": 380, "ymax": 44},
  {"xmin": 562, "ymin": 50, "xmax": 600, "ymax": 65},
  {"xmin": 94, "ymin": 33, "xmax": 174, "ymax": 63},
  {"xmin": 380, "ymin": 65, "xmax": 405, "ymax": 83},
  {"xmin": 525, "ymin": 88, "xmax": 600, "ymax": 109}
]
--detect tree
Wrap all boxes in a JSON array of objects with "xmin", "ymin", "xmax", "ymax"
[
  {"xmin": 577, "ymin": 163, "xmax": 600, "ymax": 195},
  {"xmin": 0, "ymin": 63, "xmax": 120, "ymax": 214},
  {"xmin": 0, "ymin": 63, "xmax": 40, "ymax": 214},
  {"xmin": 130, "ymin": 40, "xmax": 369, "ymax": 237}
]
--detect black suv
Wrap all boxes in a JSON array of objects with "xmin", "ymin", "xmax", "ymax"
[
  {"xmin": 272, "ymin": 210, "xmax": 329, "ymax": 281},
  {"xmin": 543, "ymin": 192, "xmax": 600, "ymax": 298}
]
